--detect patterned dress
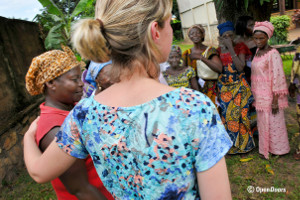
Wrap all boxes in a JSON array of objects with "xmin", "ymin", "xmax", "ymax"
[
  {"xmin": 162, "ymin": 67, "xmax": 196, "ymax": 88},
  {"xmin": 56, "ymin": 87, "xmax": 232, "ymax": 199},
  {"xmin": 182, "ymin": 47, "xmax": 219, "ymax": 105},
  {"xmin": 217, "ymin": 42, "xmax": 255, "ymax": 154},
  {"xmin": 251, "ymin": 48, "xmax": 290, "ymax": 159}
]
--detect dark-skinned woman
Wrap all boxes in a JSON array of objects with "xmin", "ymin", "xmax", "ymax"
[
  {"xmin": 217, "ymin": 21, "xmax": 255, "ymax": 155},
  {"xmin": 182, "ymin": 24, "xmax": 222, "ymax": 106},
  {"xmin": 235, "ymin": 16, "xmax": 259, "ymax": 137},
  {"xmin": 25, "ymin": 46, "xmax": 113, "ymax": 200}
]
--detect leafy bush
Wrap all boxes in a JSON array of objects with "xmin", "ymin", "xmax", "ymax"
[
  {"xmin": 269, "ymin": 15, "xmax": 290, "ymax": 45},
  {"xmin": 171, "ymin": 20, "xmax": 183, "ymax": 42}
]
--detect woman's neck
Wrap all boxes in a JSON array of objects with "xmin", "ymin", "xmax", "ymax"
[
  {"xmin": 193, "ymin": 42, "xmax": 206, "ymax": 50},
  {"xmin": 170, "ymin": 65, "xmax": 184, "ymax": 71},
  {"xmin": 45, "ymin": 97, "xmax": 74, "ymax": 111}
]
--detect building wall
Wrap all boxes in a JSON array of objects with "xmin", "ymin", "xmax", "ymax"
[
  {"xmin": 177, "ymin": 0, "xmax": 219, "ymax": 47},
  {"xmin": 0, "ymin": 16, "xmax": 45, "ymax": 187}
]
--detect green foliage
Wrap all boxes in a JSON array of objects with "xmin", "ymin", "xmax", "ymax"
[
  {"xmin": 269, "ymin": 15, "xmax": 290, "ymax": 45},
  {"xmin": 34, "ymin": 0, "xmax": 95, "ymax": 50}
]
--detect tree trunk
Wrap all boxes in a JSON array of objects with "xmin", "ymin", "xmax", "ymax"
[
  {"xmin": 279, "ymin": 0, "xmax": 286, "ymax": 15},
  {"xmin": 249, "ymin": 0, "xmax": 275, "ymax": 21},
  {"xmin": 213, "ymin": 0, "xmax": 275, "ymax": 24}
]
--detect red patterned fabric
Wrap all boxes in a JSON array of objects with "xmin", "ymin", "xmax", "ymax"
[
  {"xmin": 217, "ymin": 42, "xmax": 252, "ymax": 66},
  {"xmin": 36, "ymin": 103, "xmax": 114, "ymax": 200}
]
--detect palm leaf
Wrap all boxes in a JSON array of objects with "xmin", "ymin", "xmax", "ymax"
[
  {"xmin": 37, "ymin": 0, "xmax": 64, "ymax": 16},
  {"xmin": 215, "ymin": 0, "xmax": 224, "ymax": 11},
  {"xmin": 45, "ymin": 24, "xmax": 65, "ymax": 50},
  {"xmin": 71, "ymin": 0, "xmax": 94, "ymax": 19},
  {"xmin": 245, "ymin": 0, "xmax": 249, "ymax": 11},
  {"xmin": 48, "ymin": 14, "xmax": 62, "ymax": 22},
  {"xmin": 260, "ymin": 0, "xmax": 271, "ymax": 5}
]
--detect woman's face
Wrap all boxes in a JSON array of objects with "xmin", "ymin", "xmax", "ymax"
[
  {"xmin": 52, "ymin": 66, "xmax": 83, "ymax": 104},
  {"xmin": 246, "ymin": 20, "xmax": 255, "ymax": 36},
  {"xmin": 253, "ymin": 31, "xmax": 268, "ymax": 49},
  {"xmin": 168, "ymin": 51, "xmax": 182, "ymax": 69},
  {"xmin": 157, "ymin": 15, "xmax": 173, "ymax": 63},
  {"xmin": 221, "ymin": 30, "xmax": 234, "ymax": 40},
  {"xmin": 189, "ymin": 28, "xmax": 204, "ymax": 43},
  {"xmin": 96, "ymin": 64, "xmax": 113, "ymax": 90}
]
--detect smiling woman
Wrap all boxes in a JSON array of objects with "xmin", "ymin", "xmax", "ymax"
[{"xmin": 25, "ymin": 45, "xmax": 113, "ymax": 199}]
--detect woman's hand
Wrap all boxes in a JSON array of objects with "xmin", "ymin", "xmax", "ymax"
[
  {"xmin": 189, "ymin": 52, "xmax": 202, "ymax": 61},
  {"xmin": 272, "ymin": 94, "xmax": 279, "ymax": 115},
  {"xmin": 222, "ymin": 37, "xmax": 233, "ymax": 49},
  {"xmin": 25, "ymin": 117, "xmax": 40, "ymax": 139}
]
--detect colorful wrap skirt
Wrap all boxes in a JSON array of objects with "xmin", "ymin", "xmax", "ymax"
[{"xmin": 217, "ymin": 67, "xmax": 255, "ymax": 154}]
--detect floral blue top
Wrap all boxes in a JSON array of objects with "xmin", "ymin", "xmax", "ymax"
[{"xmin": 56, "ymin": 87, "xmax": 232, "ymax": 200}]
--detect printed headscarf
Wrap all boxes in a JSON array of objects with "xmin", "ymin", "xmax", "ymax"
[
  {"xmin": 253, "ymin": 21, "xmax": 274, "ymax": 39},
  {"xmin": 187, "ymin": 24, "xmax": 205, "ymax": 38},
  {"xmin": 25, "ymin": 45, "xmax": 84, "ymax": 95},
  {"xmin": 85, "ymin": 60, "xmax": 112, "ymax": 87},
  {"xmin": 170, "ymin": 45, "xmax": 182, "ymax": 57},
  {"xmin": 217, "ymin": 21, "xmax": 235, "ymax": 36}
]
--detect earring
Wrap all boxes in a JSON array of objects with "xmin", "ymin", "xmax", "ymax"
[
  {"xmin": 180, "ymin": 59, "xmax": 183, "ymax": 66},
  {"xmin": 97, "ymin": 82, "xmax": 102, "ymax": 92}
]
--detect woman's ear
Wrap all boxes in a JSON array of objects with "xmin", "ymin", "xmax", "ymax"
[
  {"xmin": 151, "ymin": 21, "xmax": 160, "ymax": 42},
  {"xmin": 45, "ymin": 80, "xmax": 56, "ymax": 91}
]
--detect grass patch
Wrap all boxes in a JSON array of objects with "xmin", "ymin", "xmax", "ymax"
[
  {"xmin": 0, "ymin": 167, "xmax": 55, "ymax": 200},
  {"xmin": 173, "ymin": 41, "xmax": 193, "ymax": 53},
  {"xmin": 283, "ymin": 58, "xmax": 293, "ymax": 76}
]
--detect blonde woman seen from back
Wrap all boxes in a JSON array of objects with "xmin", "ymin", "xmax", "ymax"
[{"xmin": 24, "ymin": 1, "xmax": 232, "ymax": 199}]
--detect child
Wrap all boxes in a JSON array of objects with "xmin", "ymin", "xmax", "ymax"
[
  {"xmin": 289, "ymin": 45, "xmax": 300, "ymax": 160},
  {"xmin": 25, "ymin": 45, "xmax": 113, "ymax": 199},
  {"xmin": 163, "ymin": 45, "xmax": 199, "ymax": 90},
  {"xmin": 251, "ymin": 21, "xmax": 290, "ymax": 159}
]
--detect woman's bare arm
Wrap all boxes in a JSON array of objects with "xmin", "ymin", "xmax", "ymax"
[
  {"xmin": 40, "ymin": 127, "xmax": 107, "ymax": 200},
  {"xmin": 190, "ymin": 77, "xmax": 200, "ymax": 91},
  {"xmin": 24, "ymin": 118, "xmax": 77, "ymax": 183},
  {"xmin": 200, "ymin": 54, "xmax": 223, "ymax": 73},
  {"xmin": 197, "ymin": 157, "xmax": 232, "ymax": 200}
]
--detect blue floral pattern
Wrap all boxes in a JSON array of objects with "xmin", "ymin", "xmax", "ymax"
[{"xmin": 56, "ymin": 87, "xmax": 232, "ymax": 199}]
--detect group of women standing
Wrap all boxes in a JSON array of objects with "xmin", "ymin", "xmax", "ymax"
[
  {"xmin": 22, "ymin": 0, "xmax": 292, "ymax": 198},
  {"xmin": 24, "ymin": 0, "xmax": 233, "ymax": 199},
  {"xmin": 163, "ymin": 17, "xmax": 290, "ymax": 160}
]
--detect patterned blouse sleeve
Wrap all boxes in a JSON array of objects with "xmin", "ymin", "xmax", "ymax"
[
  {"xmin": 270, "ymin": 49, "xmax": 288, "ymax": 95},
  {"xmin": 55, "ymin": 107, "xmax": 89, "ymax": 159},
  {"xmin": 187, "ymin": 67, "xmax": 196, "ymax": 79},
  {"xmin": 235, "ymin": 42, "xmax": 252, "ymax": 57},
  {"xmin": 191, "ymin": 96, "xmax": 232, "ymax": 172},
  {"xmin": 207, "ymin": 47, "xmax": 218, "ymax": 60}
]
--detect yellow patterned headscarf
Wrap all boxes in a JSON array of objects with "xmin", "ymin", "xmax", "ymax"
[{"xmin": 26, "ymin": 45, "xmax": 84, "ymax": 95}]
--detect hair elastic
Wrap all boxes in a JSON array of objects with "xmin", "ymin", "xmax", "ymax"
[{"xmin": 96, "ymin": 18, "xmax": 105, "ymax": 33}]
